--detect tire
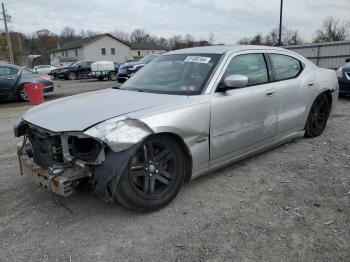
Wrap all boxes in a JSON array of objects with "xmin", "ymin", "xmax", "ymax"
[
  {"xmin": 17, "ymin": 85, "xmax": 29, "ymax": 101},
  {"xmin": 68, "ymin": 72, "xmax": 77, "ymax": 80},
  {"xmin": 114, "ymin": 135, "xmax": 186, "ymax": 211},
  {"xmin": 304, "ymin": 93, "xmax": 330, "ymax": 137},
  {"xmin": 108, "ymin": 71, "xmax": 117, "ymax": 81}
]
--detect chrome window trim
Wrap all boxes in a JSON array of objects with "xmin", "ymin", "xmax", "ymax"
[{"xmin": 204, "ymin": 48, "xmax": 310, "ymax": 94}]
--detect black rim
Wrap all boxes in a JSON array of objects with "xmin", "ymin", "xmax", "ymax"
[
  {"xmin": 310, "ymin": 97, "xmax": 328, "ymax": 131},
  {"xmin": 128, "ymin": 140, "xmax": 176, "ymax": 199}
]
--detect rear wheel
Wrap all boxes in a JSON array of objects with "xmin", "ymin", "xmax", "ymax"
[
  {"xmin": 305, "ymin": 93, "xmax": 330, "ymax": 137},
  {"xmin": 115, "ymin": 135, "xmax": 186, "ymax": 211},
  {"xmin": 17, "ymin": 85, "xmax": 29, "ymax": 101},
  {"xmin": 108, "ymin": 71, "xmax": 117, "ymax": 81},
  {"xmin": 68, "ymin": 72, "xmax": 77, "ymax": 80}
]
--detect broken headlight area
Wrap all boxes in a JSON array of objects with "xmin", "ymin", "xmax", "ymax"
[
  {"xmin": 18, "ymin": 125, "xmax": 105, "ymax": 197},
  {"xmin": 25, "ymin": 127, "xmax": 104, "ymax": 167}
]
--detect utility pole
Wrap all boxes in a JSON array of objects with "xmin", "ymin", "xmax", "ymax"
[
  {"xmin": 2, "ymin": 2, "xmax": 14, "ymax": 64},
  {"xmin": 278, "ymin": 0, "xmax": 283, "ymax": 46}
]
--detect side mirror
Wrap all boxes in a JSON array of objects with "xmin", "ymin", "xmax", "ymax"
[
  {"xmin": 345, "ymin": 58, "xmax": 350, "ymax": 63},
  {"xmin": 219, "ymin": 75, "xmax": 248, "ymax": 91}
]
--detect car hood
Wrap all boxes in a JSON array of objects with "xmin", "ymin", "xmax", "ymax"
[{"xmin": 22, "ymin": 88, "xmax": 188, "ymax": 132}]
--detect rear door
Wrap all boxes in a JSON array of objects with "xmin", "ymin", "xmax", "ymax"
[
  {"xmin": 0, "ymin": 66, "xmax": 20, "ymax": 99},
  {"xmin": 266, "ymin": 53, "xmax": 312, "ymax": 137},
  {"xmin": 210, "ymin": 52, "xmax": 278, "ymax": 166}
]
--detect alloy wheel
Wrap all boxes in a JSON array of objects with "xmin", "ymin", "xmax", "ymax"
[
  {"xmin": 310, "ymin": 96, "xmax": 328, "ymax": 131},
  {"xmin": 128, "ymin": 140, "xmax": 176, "ymax": 199},
  {"xmin": 20, "ymin": 87, "xmax": 29, "ymax": 101}
]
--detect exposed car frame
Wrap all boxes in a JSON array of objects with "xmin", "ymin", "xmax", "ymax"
[{"xmin": 15, "ymin": 45, "xmax": 339, "ymax": 211}]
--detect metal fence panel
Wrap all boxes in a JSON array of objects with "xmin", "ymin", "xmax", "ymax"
[{"xmin": 285, "ymin": 41, "xmax": 350, "ymax": 69}]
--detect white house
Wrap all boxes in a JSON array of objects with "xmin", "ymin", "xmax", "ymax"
[{"xmin": 50, "ymin": 33, "xmax": 166, "ymax": 66}]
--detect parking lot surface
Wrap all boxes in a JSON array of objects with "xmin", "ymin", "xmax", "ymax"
[{"xmin": 0, "ymin": 81, "xmax": 349, "ymax": 261}]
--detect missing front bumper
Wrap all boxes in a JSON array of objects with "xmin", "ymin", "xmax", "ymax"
[{"xmin": 19, "ymin": 154, "xmax": 90, "ymax": 197}]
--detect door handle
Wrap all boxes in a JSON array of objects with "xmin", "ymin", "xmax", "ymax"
[
  {"xmin": 307, "ymin": 82, "xmax": 315, "ymax": 87},
  {"xmin": 265, "ymin": 89, "xmax": 276, "ymax": 96},
  {"xmin": 7, "ymin": 77, "xmax": 15, "ymax": 80}
]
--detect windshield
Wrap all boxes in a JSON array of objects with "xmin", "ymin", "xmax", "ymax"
[
  {"xmin": 69, "ymin": 62, "xmax": 80, "ymax": 67},
  {"xmin": 139, "ymin": 54, "xmax": 158, "ymax": 63},
  {"xmin": 21, "ymin": 67, "xmax": 36, "ymax": 74},
  {"xmin": 121, "ymin": 54, "xmax": 222, "ymax": 95}
]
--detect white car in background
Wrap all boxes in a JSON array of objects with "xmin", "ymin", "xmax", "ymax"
[{"xmin": 34, "ymin": 65, "xmax": 57, "ymax": 74}]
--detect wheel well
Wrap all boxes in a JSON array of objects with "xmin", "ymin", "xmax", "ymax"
[
  {"xmin": 323, "ymin": 90, "xmax": 332, "ymax": 113},
  {"xmin": 153, "ymin": 132, "xmax": 193, "ymax": 182},
  {"xmin": 15, "ymin": 83, "xmax": 26, "ymax": 97}
]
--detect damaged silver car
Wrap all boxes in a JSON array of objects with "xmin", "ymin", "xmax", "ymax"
[{"xmin": 15, "ymin": 46, "xmax": 339, "ymax": 211}]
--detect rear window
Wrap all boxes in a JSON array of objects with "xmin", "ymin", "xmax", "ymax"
[{"xmin": 270, "ymin": 54, "xmax": 302, "ymax": 81}]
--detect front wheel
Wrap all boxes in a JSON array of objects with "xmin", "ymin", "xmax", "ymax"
[
  {"xmin": 304, "ymin": 93, "xmax": 330, "ymax": 137},
  {"xmin": 114, "ymin": 135, "xmax": 186, "ymax": 211}
]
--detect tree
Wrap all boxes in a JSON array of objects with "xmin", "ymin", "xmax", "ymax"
[
  {"xmin": 110, "ymin": 29, "xmax": 130, "ymax": 42},
  {"xmin": 250, "ymin": 34, "xmax": 264, "ymax": 45},
  {"xmin": 130, "ymin": 28, "xmax": 150, "ymax": 43},
  {"xmin": 208, "ymin": 32, "xmax": 215, "ymax": 45},
  {"xmin": 60, "ymin": 26, "xmax": 76, "ymax": 42},
  {"xmin": 265, "ymin": 26, "xmax": 303, "ymax": 46},
  {"xmin": 313, "ymin": 17, "xmax": 346, "ymax": 43},
  {"xmin": 238, "ymin": 33, "xmax": 264, "ymax": 45},
  {"xmin": 284, "ymin": 30, "xmax": 302, "ymax": 45}
]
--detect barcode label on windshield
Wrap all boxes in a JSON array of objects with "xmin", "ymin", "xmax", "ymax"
[{"xmin": 184, "ymin": 56, "xmax": 211, "ymax": 64}]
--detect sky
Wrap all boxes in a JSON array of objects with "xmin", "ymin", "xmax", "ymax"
[{"xmin": 3, "ymin": 0, "xmax": 350, "ymax": 44}]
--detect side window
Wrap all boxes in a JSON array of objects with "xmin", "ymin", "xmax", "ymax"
[
  {"xmin": 11, "ymin": 67, "xmax": 19, "ymax": 75},
  {"xmin": 0, "ymin": 66, "xmax": 12, "ymax": 76},
  {"xmin": 223, "ymin": 53, "xmax": 268, "ymax": 86},
  {"xmin": 270, "ymin": 54, "xmax": 302, "ymax": 81}
]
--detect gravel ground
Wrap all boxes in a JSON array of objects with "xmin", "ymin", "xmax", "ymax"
[{"xmin": 0, "ymin": 81, "xmax": 349, "ymax": 261}]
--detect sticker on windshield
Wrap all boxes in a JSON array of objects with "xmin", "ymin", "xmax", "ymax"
[{"xmin": 184, "ymin": 56, "xmax": 211, "ymax": 64}]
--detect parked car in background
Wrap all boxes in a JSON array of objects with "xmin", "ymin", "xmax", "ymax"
[
  {"xmin": 50, "ymin": 61, "xmax": 94, "ymax": 80},
  {"xmin": 337, "ymin": 58, "xmax": 350, "ymax": 96},
  {"xmin": 15, "ymin": 46, "xmax": 338, "ymax": 211},
  {"xmin": 34, "ymin": 65, "xmax": 57, "ymax": 74},
  {"xmin": 117, "ymin": 53, "xmax": 161, "ymax": 83},
  {"xmin": 91, "ymin": 61, "xmax": 120, "ymax": 81},
  {"xmin": 0, "ymin": 63, "xmax": 54, "ymax": 101},
  {"xmin": 50, "ymin": 62, "xmax": 75, "ymax": 78}
]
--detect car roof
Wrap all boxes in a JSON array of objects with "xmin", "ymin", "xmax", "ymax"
[
  {"xmin": 165, "ymin": 45, "xmax": 289, "ymax": 55},
  {"xmin": 0, "ymin": 63, "xmax": 22, "ymax": 69}
]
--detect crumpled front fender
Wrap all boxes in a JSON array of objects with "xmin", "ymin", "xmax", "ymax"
[{"xmin": 84, "ymin": 118, "xmax": 153, "ymax": 152}]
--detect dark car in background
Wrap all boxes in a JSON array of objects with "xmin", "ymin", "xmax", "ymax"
[
  {"xmin": 50, "ymin": 61, "xmax": 94, "ymax": 80},
  {"xmin": 116, "ymin": 54, "xmax": 160, "ymax": 83},
  {"xmin": 0, "ymin": 63, "xmax": 54, "ymax": 102},
  {"xmin": 337, "ymin": 58, "xmax": 350, "ymax": 96}
]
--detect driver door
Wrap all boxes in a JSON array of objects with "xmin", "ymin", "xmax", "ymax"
[
  {"xmin": 210, "ymin": 52, "xmax": 278, "ymax": 166},
  {"xmin": 0, "ymin": 66, "xmax": 19, "ymax": 99}
]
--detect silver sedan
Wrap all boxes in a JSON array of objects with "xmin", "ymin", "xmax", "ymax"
[{"xmin": 15, "ymin": 45, "xmax": 339, "ymax": 211}]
